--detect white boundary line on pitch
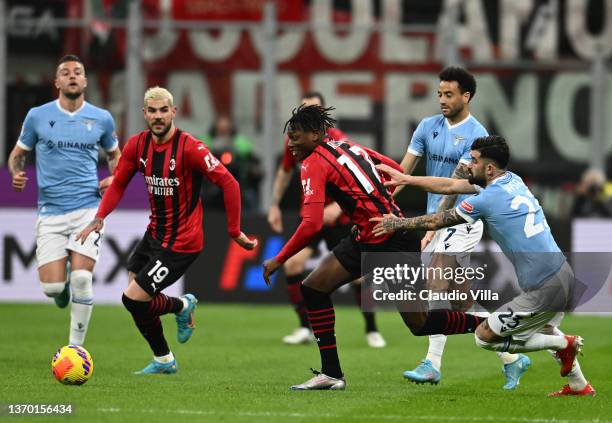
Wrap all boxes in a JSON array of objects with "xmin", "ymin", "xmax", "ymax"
[{"xmin": 96, "ymin": 408, "xmax": 609, "ymax": 423}]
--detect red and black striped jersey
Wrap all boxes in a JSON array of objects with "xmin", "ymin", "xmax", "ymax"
[
  {"xmin": 276, "ymin": 138, "xmax": 403, "ymax": 263},
  {"xmin": 97, "ymin": 128, "xmax": 241, "ymax": 253},
  {"xmin": 301, "ymin": 139, "xmax": 403, "ymax": 243}
]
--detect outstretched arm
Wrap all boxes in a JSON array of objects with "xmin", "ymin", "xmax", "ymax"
[
  {"xmin": 195, "ymin": 144, "xmax": 257, "ymax": 250},
  {"xmin": 370, "ymin": 208, "xmax": 467, "ymax": 236},
  {"xmin": 392, "ymin": 151, "xmax": 421, "ymax": 197},
  {"xmin": 376, "ymin": 164, "xmax": 477, "ymax": 195},
  {"xmin": 263, "ymin": 201, "xmax": 325, "ymax": 285}
]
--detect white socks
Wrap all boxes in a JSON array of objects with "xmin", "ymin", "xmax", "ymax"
[
  {"xmin": 497, "ymin": 352, "xmax": 519, "ymax": 365},
  {"xmin": 476, "ymin": 333, "xmax": 567, "ymax": 352},
  {"xmin": 426, "ymin": 335, "xmax": 447, "ymax": 370},
  {"xmin": 69, "ymin": 270, "xmax": 94, "ymax": 346},
  {"xmin": 154, "ymin": 352, "xmax": 175, "ymax": 363}
]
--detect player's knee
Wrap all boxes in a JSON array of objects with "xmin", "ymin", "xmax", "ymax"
[
  {"xmin": 474, "ymin": 333, "xmax": 494, "ymax": 350},
  {"xmin": 474, "ymin": 322, "xmax": 499, "ymax": 346},
  {"xmin": 40, "ymin": 281, "xmax": 66, "ymax": 298},
  {"xmin": 70, "ymin": 270, "xmax": 93, "ymax": 304}
]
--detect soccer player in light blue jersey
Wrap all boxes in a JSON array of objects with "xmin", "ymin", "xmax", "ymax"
[
  {"xmin": 8, "ymin": 55, "xmax": 121, "ymax": 346},
  {"xmin": 372, "ymin": 135, "xmax": 595, "ymax": 396},
  {"xmin": 396, "ymin": 67, "xmax": 522, "ymax": 388}
]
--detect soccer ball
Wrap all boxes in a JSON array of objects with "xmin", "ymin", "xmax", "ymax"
[{"xmin": 51, "ymin": 345, "xmax": 94, "ymax": 385}]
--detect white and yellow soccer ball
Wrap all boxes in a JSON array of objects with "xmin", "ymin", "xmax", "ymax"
[{"xmin": 51, "ymin": 345, "xmax": 94, "ymax": 385}]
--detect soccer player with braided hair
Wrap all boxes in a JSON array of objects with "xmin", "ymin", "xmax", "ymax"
[{"xmin": 263, "ymin": 105, "xmax": 487, "ymax": 390}]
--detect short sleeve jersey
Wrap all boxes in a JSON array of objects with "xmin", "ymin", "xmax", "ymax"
[
  {"xmin": 408, "ymin": 114, "xmax": 488, "ymax": 214},
  {"xmin": 17, "ymin": 100, "xmax": 118, "ymax": 215},
  {"xmin": 455, "ymin": 172, "xmax": 565, "ymax": 290}
]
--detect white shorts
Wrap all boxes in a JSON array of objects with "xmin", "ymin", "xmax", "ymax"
[
  {"xmin": 487, "ymin": 261, "xmax": 573, "ymax": 341},
  {"xmin": 36, "ymin": 208, "xmax": 104, "ymax": 267},
  {"xmin": 422, "ymin": 220, "xmax": 484, "ymax": 267}
]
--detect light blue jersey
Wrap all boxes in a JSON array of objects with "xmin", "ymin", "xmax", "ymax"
[
  {"xmin": 17, "ymin": 100, "xmax": 118, "ymax": 215},
  {"xmin": 456, "ymin": 172, "xmax": 565, "ymax": 291},
  {"xmin": 408, "ymin": 114, "xmax": 488, "ymax": 214}
]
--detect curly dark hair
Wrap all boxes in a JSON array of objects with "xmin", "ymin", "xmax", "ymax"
[
  {"xmin": 283, "ymin": 104, "xmax": 337, "ymax": 135},
  {"xmin": 439, "ymin": 66, "xmax": 476, "ymax": 101},
  {"xmin": 471, "ymin": 135, "xmax": 510, "ymax": 169}
]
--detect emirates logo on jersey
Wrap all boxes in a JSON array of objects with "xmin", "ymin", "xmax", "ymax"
[
  {"xmin": 301, "ymin": 178, "xmax": 314, "ymax": 196},
  {"xmin": 144, "ymin": 174, "xmax": 180, "ymax": 196},
  {"xmin": 169, "ymin": 158, "xmax": 176, "ymax": 171}
]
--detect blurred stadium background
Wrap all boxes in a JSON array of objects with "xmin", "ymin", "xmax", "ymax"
[{"xmin": 0, "ymin": 0, "xmax": 611, "ymax": 308}]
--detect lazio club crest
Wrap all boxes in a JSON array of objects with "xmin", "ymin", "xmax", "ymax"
[
  {"xmin": 453, "ymin": 134, "xmax": 465, "ymax": 146},
  {"xmin": 83, "ymin": 119, "xmax": 95, "ymax": 131}
]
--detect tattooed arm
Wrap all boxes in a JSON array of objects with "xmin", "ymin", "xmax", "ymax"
[
  {"xmin": 8, "ymin": 145, "xmax": 29, "ymax": 192},
  {"xmin": 370, "ymin": 208, "xmax": 468, "ymax": 237}
]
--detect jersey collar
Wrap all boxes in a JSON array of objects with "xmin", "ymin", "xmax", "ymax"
[
  {"xmin": 55, "ymin": 99, "xmax": 86, "ymax": 117},
  {"xmin": 445, "ymin": 113, "xmax": 472, "ymax": 130},
  {"xmin": 490, "ymin": 172, "xmax": 510, "ymax": 185}
]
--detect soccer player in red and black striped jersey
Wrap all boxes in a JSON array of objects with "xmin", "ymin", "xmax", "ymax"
[
  {"xmin": 262, "ymin": 105, "xmax": 485, "ymax": 390},
  {"xmin": 268, "ymin": 92, "xmax": 384, "ymax": 348},
  {"xmin": 77, "ymin": 87, "xmax": 256, "ymax": 374}
]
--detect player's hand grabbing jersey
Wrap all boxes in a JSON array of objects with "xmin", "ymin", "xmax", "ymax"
[
  {"xmin": 276, "ymin": 139, "xmax": 403, "ymax": 263},
  {"xmin": 97, "ymin": 129, "xmax": 241, "ymax": 253}
]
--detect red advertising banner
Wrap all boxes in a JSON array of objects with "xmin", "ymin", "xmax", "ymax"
[{"xmin": 171, "ymin": 0, "xmax": 305, "ymax": 22}]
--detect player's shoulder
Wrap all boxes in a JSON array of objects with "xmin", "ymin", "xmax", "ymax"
[
  {"xmin": 82, "ymin": 101, "xmax": 111, "ymax": 115},
  {"xmin": 124, "ymin": 129, "xmax": 150, "ymax": 147},
  {"xmin": 421, "ymin": 114, "xmax": 445, "ymax": 127},
  {"xmin": 467, "ymin": 115, "xmax": 488, "ymax": 136},
  {"xmin": 483, "ymin": 172, "xmax": 518, "ymax": 197},
  {"xmin": 303, "ymin": 144, "xmax": 334, "ymax": 171},
  {"xmin": 180, "ymin": 130, "xmax": 209, "ymax": 150},
  {"xmin": 26, "ymin": 100, "xmax": 58, "ymax": 118},
  {"xmin": 326, "ymin": 127, "xmax": 347, "ymax": 141}
]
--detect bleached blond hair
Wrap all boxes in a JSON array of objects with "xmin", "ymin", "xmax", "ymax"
[{"xmin": 143, "ymin": 86, "xmax": 174, "ymax": 107}]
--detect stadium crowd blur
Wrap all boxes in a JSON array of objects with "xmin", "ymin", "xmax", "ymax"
[
  {"xmin": 200, "ymin": 116, "xmax": 263, "ymax": 213},
  {"xmin": 571, "ymin": 166, "xmax": 612, "ymax": 218},
  {"xmin": 2, "ymin": 0, "xmax": 611, "ymax": 223}
]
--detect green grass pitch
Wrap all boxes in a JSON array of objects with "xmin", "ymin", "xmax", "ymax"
[{"xmin": 1, "ymin": 303, "xmax": 610, "ymax": 422}]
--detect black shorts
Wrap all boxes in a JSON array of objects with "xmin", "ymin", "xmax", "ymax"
[
  {"xmin": 308, "ymin": 223, "xmax": 352, "ymax": 251},
  {"xmin": 127, "ymin": 232, "xmax": 200, "ymax": 296},
  {"xmin": 332, "ymin": 229, "xmax": 421, "ymax": 279}
]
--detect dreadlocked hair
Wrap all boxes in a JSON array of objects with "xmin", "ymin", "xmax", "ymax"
[{"xmin": 283, "ymin": 104, "xmax": 337, "ymax": 134}]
